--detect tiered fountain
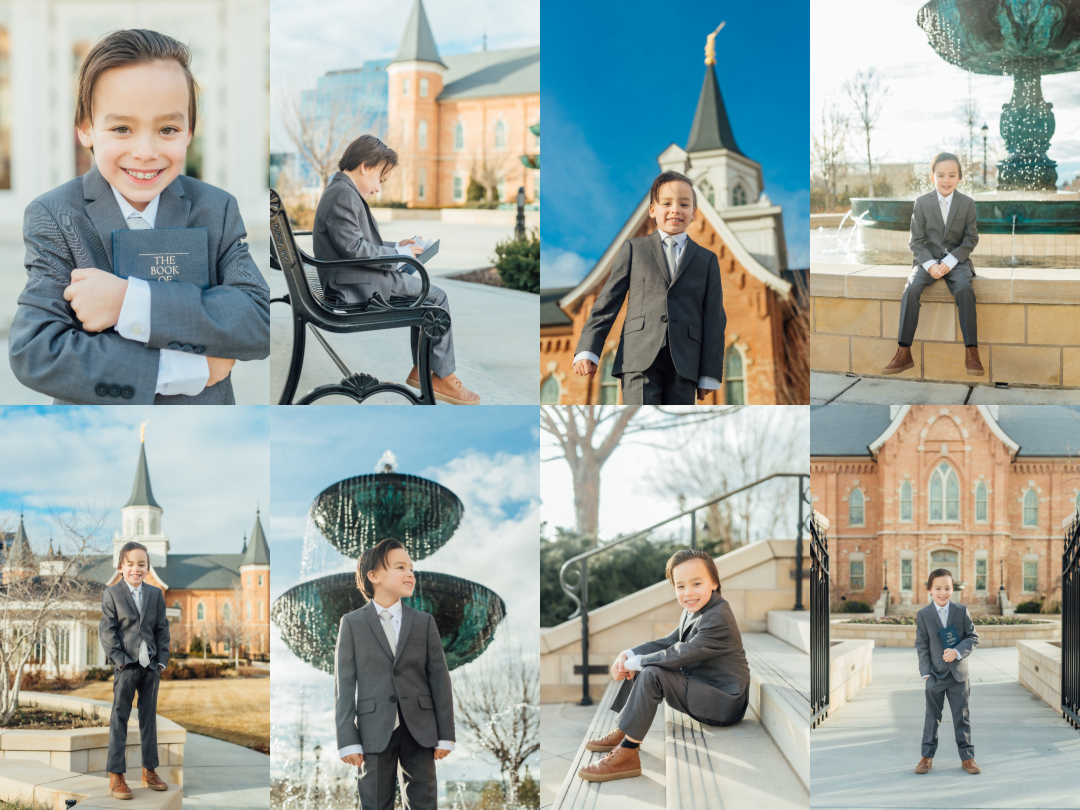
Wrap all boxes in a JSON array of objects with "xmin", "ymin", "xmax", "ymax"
[{"xmin": 272, "ymin": 462, "xmax": 506, "ymax": 675}]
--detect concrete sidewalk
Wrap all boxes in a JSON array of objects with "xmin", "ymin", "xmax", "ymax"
[
  {"xmin": 811, "ymin": 647, "xmax": 1080, "ymax": 809},
  {"xmin": 183, "ymin": 732, "xmax": 269, "ymax": 810},
  {"xmin": 811, "ymin": 371, "xmax": 1080, "ymax": 405},
  {"xmin": 538, "ymin": 701, "xmax": 600, "ymax": 810}
]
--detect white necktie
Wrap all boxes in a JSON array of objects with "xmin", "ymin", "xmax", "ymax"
[
  {"xmin": 381, "ymin": 610, "xmax": 400, "ymax": 730},
  {"xmin": 663, "ymin": 236, "xmax": 679, "ymax": 279},
  {"xmin": 133, "ymin": 588, "xmax": 150, "ymax": 668},
  {"xmin": 939, "ymin": 197, "xmax": 949, "ymax": 225},
  {"xmin": 128, "ymin": 214, "xmax": 152, "ymax": 230}
]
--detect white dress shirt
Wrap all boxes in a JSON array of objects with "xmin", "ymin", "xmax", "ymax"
[
  {"xmin": 574, "ymin": 230, "xmax": 721, "ymax": 391},
  {"xmin": 922, "ymin": 600, "xmax": 963, "ymax": 680},
  {"xmin": 338, "ymin": 597, "xmax": 454, "ymax": 759},
  {"xmin": 124, "ymin": 580, "xmax": 165, "ymax": 670},
  {"xmin": 921, "ymin": 190, "xmax": 959, "ymax": 273},
  {"xmin": 110, "ymin": 185, "xmax": 210, "ymax": 396}
]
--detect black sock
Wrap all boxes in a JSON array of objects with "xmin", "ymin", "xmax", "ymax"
[
  {"xmin": 620, "ymin": 739, "xmax": 640, "ymax": 749},
  {"xmin": 898, "ymin": 342, "xmax": 911, "ymax": 348}
]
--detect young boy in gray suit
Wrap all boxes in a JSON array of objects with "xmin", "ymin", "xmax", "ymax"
[
  {"xmin": 99, "ymin": 541, "xmax": 171, "ymax": 799},
  {"xmin": 335, "ymin": 538, "xmax": 455, "ymax": 810},
  {"xmin": 578, "ymin": 550, "xmax": 749, "ymax": 782},
  {"xmin": 572, "ymin": 171, "xmax": 726, "ymax": 405},
  {"xmin": 883, "ymin": 152, "xmax": 983, "ymax": 377},
  {"xmin": 915, "ymin": 568, "xmax": 981, "ymax": 775},
  {"xmin": 8, "ymin": 29, "xmax": 270, "ymax": 405}
]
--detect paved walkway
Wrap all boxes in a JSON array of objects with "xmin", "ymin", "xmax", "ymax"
[
  {"xmin": 539, "ymin": 700, "xmax": 596, "ymax": 809},
  {"xmin": 811, "ymin": 371, "xmax": 1080, "ymax": 405},
  {"xmin": 183, "ymin": 732, "xmax": 269, "ymax": 810},
  {"xmin": 377, "ymin": 220, "xmax": 527, "ymax": 277},
  {"xmin": 811, "ymin": 647, "xmax": 1080, "ymax": 809}
]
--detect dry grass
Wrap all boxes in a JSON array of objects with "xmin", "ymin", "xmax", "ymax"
[{"xmin": 69, "ymin": 677, "xmax": 270, "ymax": 753}]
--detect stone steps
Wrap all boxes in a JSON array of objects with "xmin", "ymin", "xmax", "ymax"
[{"xmin": 0, "ymin": 760, "xmax": 182, "ymax": 810}]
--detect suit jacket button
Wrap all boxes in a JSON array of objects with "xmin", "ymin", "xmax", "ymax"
[
  {"xmin": 108, "ymin": 384, "xmax": 122, "ymax": 397},
  {"xmin": 95, "ymin": 383, "xmax": 110, "ymax": 397},
  {"xmin": 393, "ymin": 671, "xmax": 400, "ymax": 677},
  {"xmin": 660, "ymin": 314, "xmax": 668, "ymax": 323},
  {"xmin": 181, "ymin": 344, "xmax": 193, "ymax": 353},
  {"xmin": 194, "ymin": 345, "xmax": 206, "ymax": 354},
  {"xmin": 168, "ymin": 342, "xmax": 182, "ymax": 351},
  {"xmin": 390, "ymin": 695, "xmax": 397, "ymax": 703},
  {"xmin": 121, "ymin": 386, "xmax": 135, "ymax": 399}
]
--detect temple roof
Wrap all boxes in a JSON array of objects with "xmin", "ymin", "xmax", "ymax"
[
  {"xmin": 124, "ymin": 443, "xmax": 161, "ymax": 509},
  {"xmin": 540, "ymin": 287, "xmax": 574, "ymax": 327},
  {"xmin": 392, "ymin": 0, "xmax": 447, "ymax": 68},
  {"xmin": 686, "ymin": 64, "xmax": 743, "ymax": 156},
  {"xmin": 441, "ymin": 47, "xmax": 539, "ymax": 100},
  {"xmin": 240, "ymin": 511, "xmax": 270, "ymax": 567}
]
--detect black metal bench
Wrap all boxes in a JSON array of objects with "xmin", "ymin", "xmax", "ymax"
[{"xmin": 269, "ymin": 189, "xmax": 449, "ymax": 404}]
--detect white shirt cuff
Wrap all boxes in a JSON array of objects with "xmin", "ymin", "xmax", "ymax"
[
  {"xmin": 923, "ymin": 674, "xmax": 930, "ymax": 680},
  {"xmin": 116, "ymin": 276, "xmax": 151, "ymax": 342},
  {"xmin": 156, "ymin": 349, "xmax": 209, "ymax": 396},
  {"xmin": 624, "ymin": 654, "xmax": 644, "ymax": 672},
  {"xmin": 922, "ymin": 258, "xmax": 937, "ymax": 271},
  {"xmin": 697, "ymin": 376, "xmax": 720, "ymax": 390},
  {"xmin": 942, "ymin": 253, "xmax": 958, "ymax": 269},
  {"xmin": 575, "ymin": 351, "xmax": 600, "ymax": 366},
  {"xmin": 339, "ymin": 744, "xmax": 364, "ymax": 758},
  {"xmin": 437, "ymin": 741, "xmax": 455, "ymax": 751}
]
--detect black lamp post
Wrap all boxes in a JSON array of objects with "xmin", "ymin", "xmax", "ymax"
[
  {"xmin": 515, "ymin": 187, "xmax": 526, "ymax": 240},
  {"xmin": 981, "ymin": 124, "xmax": 989, "ymax": 186},
  {"xmin": 999, "ymin": 558, "xmax": 1005, "ymax": 593}
]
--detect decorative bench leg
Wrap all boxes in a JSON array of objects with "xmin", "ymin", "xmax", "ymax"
[{"xmin": 278, "ymin": 312, "xmax": 308, "ymax": 405}]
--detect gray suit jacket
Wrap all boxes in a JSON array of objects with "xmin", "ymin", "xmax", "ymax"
[
  {"xmin": 99, "ymin": 581, "xmax": 170, "ymax": 672},
  {"xmin": 575, "ymin": 231, "xmax": 725, "ymax": 383},
  {"xmin": 632, "ymin": 592, "xmax": 750, "ymax": 719},
  {"xmin": 335, "ymin": 601, "xmax": 455, "ymax": 755},
  {"xmin": 909, "ymin": 190, "xmax": 979, "ymax": 277},
  {"xmin": 9, "ymin": 166, "xmax": 270, "ymax": 404},
  {"xmin": 915, "ymin": 601, "xmax": 979, "ymax": 683},
  {"xmin": 313, "ymin": 172, "xmax": 409, "ymax": 306}
]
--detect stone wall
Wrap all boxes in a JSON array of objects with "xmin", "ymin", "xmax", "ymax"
[
  {"xmin": 1018, "ymin": 639, "xmax": 1062, "ymax": 713},
  {"xmin": 830, "ymin": 619, "xmax": 1060, "ymax": 647},
  {"xmin": 829, "ymin": 639, "xmax": 873, "ymax": 714}
]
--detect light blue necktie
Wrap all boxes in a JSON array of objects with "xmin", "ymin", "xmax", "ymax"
[{"xmin": 127, "ymin": 214, "xmax": 152, "ymax": 230}]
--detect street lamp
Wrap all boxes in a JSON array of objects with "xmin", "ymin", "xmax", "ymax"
[
  {"xmin": 981, "ymin": 124, "xmax": 989, "ymax": 187},
  {"xmin": 313, "ymin": 744, "xmax": 322, "ymax": 805}
]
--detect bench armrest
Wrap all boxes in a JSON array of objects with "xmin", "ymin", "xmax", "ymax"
[{"xmin": 295, "ymin": 246, "xmax": 430, "ymax": 309}]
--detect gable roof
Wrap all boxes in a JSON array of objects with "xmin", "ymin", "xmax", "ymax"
[
  {"xmin": 87, "ymin": 553, "xmax": 245, "ymax": 591},
  {"xmin": 540, "ymin": 287, "xmax": 574, "ymax": 327},
  {"xmin": 810, "ymin": 404, "xmax": 892, "ymax": 456},
  {"xmin": 996, "ymin": 405, "xmax": 1080, "ymax": 457},
  {"xmin": 686, "ymin": 64, "xmax": 743, "ymax": 156},
  {"xmin": 124, "ymin": 443, "xmax": 160, "ymax": 509},
  {"xmin": 392, "ymin": 0, "xmax": 447, "ymax": 68},
  {"xmin": 440, "ymin": 46, "xmax": 540, "ymax": 100}
]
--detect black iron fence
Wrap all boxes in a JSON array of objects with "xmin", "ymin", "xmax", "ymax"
[
  {"xmin": 1063, "ymin": 512, "xmax": 1080, "ymax": 730},
  {"xmin": 810, "ymin": 509, "xmax": 830, "ymax": 729},
  {"xmin": 559, "ymin": 472, "xmax": 808, "ymax": 706}
]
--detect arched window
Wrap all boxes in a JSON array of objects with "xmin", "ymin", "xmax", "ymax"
[
  {"xmin": 599, "ymin": 353, "xmax": 618, "ymax": 404},
  {"xmin": 900, "ymin": 481, "xmax": 913, "ymax": 522},
  {"xmin": 197, "ymin": 603, "xmax": 205, "ymax": 621},
  {"xmin": 540, "ymin": 375, "xmax": 560, "ymax": 403},
  {"xmin": 849, "ymin": 489, "xmax": 864, "ymax": 526},
  {"xmin": 724, "ymin": 347, "xmax": 745, "ymax": 404},
  {"xmin": 732, "ymin": 184, "xmax": 747, "ymax": 206},
  {"xmin": 418, "ymin": 120, "xmax": 427, "ymax": 150},
  {"xmin": 1023, "ymin": 489, "xmax": 1038, "ymax": 526},
  {"xmin": 928, "ymin": 463, "xmax": 959, "ymax": 522},
  {"xmin": 151, "ymin": 518, "xmax": 158, "ymax": 534},
  {"xmin": 223, "ymin": 603, "xmax": 231, "ymax": 622},
  {"xmin": 494, "ymin": 120, "xmax": 506, "ymax": 149},
  {"xmin": 699, "ymin": 180, "xmax": 715, "ymax": 208},
  {"xmin": 454, "ymin": 122, "xmax": 464, "ymax": 150},
  {"xmin": 136, "ymin": 518, "xmax": 144, "ymax": 535},
  {"xmin": 402, "ymin": 78, "xmax": 409, "ymax": 96},
  {"xmin": 975, "ymin": 482, "xmax": 988, "ymax": 522},
  {"xmin": 258, "ymin": 574, "xmax": 264, "ymax": 587},
  {"xmin": 419, "ymin": 78, "xmax": 428, "ymax": 97},
  {"xmin": 496, "ymin": 175, "xmax": 506, "ymax": 203}
]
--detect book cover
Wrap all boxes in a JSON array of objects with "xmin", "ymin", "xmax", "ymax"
[
  {"xmin": 938, "ymin": 624, "xmax": 960, "ymax": 649},
  {"xmin": 112, "ymin": 227, "xmax": 210, "ymax": 290}
]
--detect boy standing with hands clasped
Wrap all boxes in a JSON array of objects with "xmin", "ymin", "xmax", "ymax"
[
  {"xmin": 99, "ymin": 541, "xmax": 171, "ymax": 799},
  {"xmin": 915, "ymin": 568, "xmax": 981, "ymax": 775},
  {"xmin": 335, "ymin": 538, "xmax": 455, "ymax": 810}
]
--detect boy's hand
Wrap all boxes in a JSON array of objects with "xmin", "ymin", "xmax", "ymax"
[
  {"xmin": 696, "ymin": 388, "xmax": 708, "ymax": 402},
  {"xmin": 574, "ymin": 359, "xmax": 597, "ymax": 377},
  {"xmin": 611, "ymin": 652, "xmax": 629, "ymax": 681},
  {"xmin": 434, "ymin": 748, "xmax": 451, "ymax": 761},
  {"xmin": 399, "ymin": 238, "xmax": 424, "ymax": 257},
  {"xmin": 942, "ymin": 648, "xmax": 959, "ymax": 663},
  {"xmin": 341, "ymin": 753, "xmax": 364, "ymax": 767},
  {"xmin": 206, "ymin": 356, "xmax": 236, "ymax": 387},
  {"xmin": 63, "ymin": 268, "xmax": 128, "ymax": 332}
]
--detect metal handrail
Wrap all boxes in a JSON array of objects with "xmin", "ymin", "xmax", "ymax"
[{"xmin": 558, "ymin": 471, "xmax": 809, "ymax": 705}]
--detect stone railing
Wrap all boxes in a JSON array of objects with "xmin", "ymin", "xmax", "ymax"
[{"xmin": 810, "ymin": 263, "xmax": 1080, "ymax": 387}]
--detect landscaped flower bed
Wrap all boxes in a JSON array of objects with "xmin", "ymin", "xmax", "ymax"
[
  {"xmin": 842, "ymin": 616, "xmax": 1051, "ymax": 626},
  {"xmin": 2, "ymin": 706, "xmax": 106, "ymax": 730}
]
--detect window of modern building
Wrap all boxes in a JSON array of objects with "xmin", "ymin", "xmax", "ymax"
[
  {"xmin": 454, "ymin": 122, "xmax": 464, "ymax": 150},
  {"xmin": 700, "ymin": 180, "xmax": 715, "ymax": 207},
  {"xmin": 975, "ymin": 481, "xmax": 988, "ymax": 521},
  {"xmin": 418, "ymin": 120, "xmax": 427, "ymax": 150},
  {"xmin": 420, "ymin": 78, "xmax": 428, "ymax": 97},
  {"xmin": 1023, "ymin": 560, "xmax": 1038, "ymax": 592},
  {"xmin": 495, "ymin": 120, "xmax": 506, "ymax": 149},
  {"xmin": 901, "ymin": 558, "xmax": 913, "ymax": 591},
  {"xmin": 540, "ymin": 375, "xmax": 560, "ymax": 403},
  {"xmin": 1023, "ymin": 489, "xmax": 1038, "ymax": 526},
  {"xmin": 732, "ymin": 184, "xmax": 747, "ymax": 206},
  {"xmin": 849, "ymin": 489, "xmax": 864, "ymax": 526},
  {"xmin": 599, "ymin": 353, "xmax": 618, "ymax": 404},
  {"xmin": 975, "ymin": 558, "xmax": 987, "ymax": 591},
  {"xmin": 900, "ymin": 481, "xmax": 913, "ymax": 522},
  {"xmin": 849, "ymin": 560, "xmax": 865, "ymax": 590},
  {"xmin": 929, "ymin": 463, "xmax": 959, "ymax": 522},
  {"xmin": 724, "ymin": 347, "xmax": 745, "ymax": 405}
]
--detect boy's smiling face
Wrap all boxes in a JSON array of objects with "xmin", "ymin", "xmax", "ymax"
[
  {"xmin": 347, "ymin": 161, "xmax": 389, "ymax": 200},
  {"xmin": 367, "ymin": 546, "xmax": 416, "ymax": 605},
  {"xmin": 649, "ymin": 180, "xmax": 695, "ymax": 236},
  {"xmin": 932, "ymin": 160, "xmax": 960, "ymax": 198},
  {"xmin": 929, "ymin": 573, "xmax": 953, "ymax": 607},
  {"xmin": 77, "ymin": 60, "xmax": 192, "ymax": 212},
  {"xmin": 120, "ymin": 548, "xmax": 150, "ymax": 588},
  {"xmin": 671, "ymin": 557, "xmax": 718, "ymax": 613}
]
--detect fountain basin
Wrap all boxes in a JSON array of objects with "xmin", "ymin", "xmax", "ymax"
[
  {"xmin": 849, "ymin": 197, "xmax": 1080, "ymax": 235},
  {"xmin": 311, "ymin": 472, "xmax": 464, "ymax": 561},
  {"xmin": 272, "ymin": 570, "xmax": 506, "ymax": 674}
]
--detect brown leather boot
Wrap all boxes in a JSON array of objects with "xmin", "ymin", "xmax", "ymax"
[
  {"xmin": 406, "ymin": 368, "xmax": 481, "ymax": 404},
  {"xmin": 962, "ymin": 758, "xmax": 981, "ymax": 773},
  {"xmin": 882, "ymin": 346, "xmax": 914, "ymax": 374},
  {"xmin": 915, "ymin": 757, "xmax": 932, "ymax": 774},
  {"xmin": 109, "ymin": 772, "xmax": 133, "ymax": 800},
  {"xmin": 965, "ymin": 346, "xmax": 985, "ymax": 376},
  {"xmin": 578, "ymin": 744, "xmax": 642, "ymax": 782},
  {"xmin": 143, "ymin": 767, "xmax": 168, "ymax": 790},
  {"xmin": 584, "ymin": 728, "xmax": 626, "ymax": 752}
]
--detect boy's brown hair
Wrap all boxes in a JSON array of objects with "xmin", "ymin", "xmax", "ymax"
[
  {"xmin": 665, "ymin": 549, "xmax": 720, "ymax": 592},
  {"xmin": 356, "ymin": 537, "xmax": 406, "ymax": 599},
  {"xmin": 926, "ymin": 567, "xmax": 954, "ymax": 591},
  {"xmin": 650, "ymin": 171, "xmax": 697, "ymax": 211},
  {"xmin": 339, "ymin": 134, "xmax": 399, "ymax": 179},
  {"xmin": 117, "ymin": 541, "xmax": 150, "ymax": 570},
  {"xmin": 76, "ymin": 29, "xmax": 200, "ymax": 135},
  {"xmin": 930, "ymin": 152, "xmax": 963, "ymax": 180}
]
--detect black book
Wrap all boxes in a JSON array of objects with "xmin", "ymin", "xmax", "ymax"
[
  {"xmin": 938, "ymin": 624, "xmax": 960, "ymax": 649},
  {"xmin": 112, "ymin": 227, "xmax": 210, "ymax": 290}
]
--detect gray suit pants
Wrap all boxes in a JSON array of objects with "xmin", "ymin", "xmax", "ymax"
[
  {"xmin": 620, "ymin": 344, "xmax": 696, "ymax": 405},
  {"xmin": 611, "ymin": 667, "xmax": 747, "ymax": 742},
  {"xmin": 898, "ymin": 265, "xmax": 977, "ymax": 347},
  {"xmin": 922, "ymin": 675, "xmax": 973, "ymax": 761},
  {"xmin": 107, "ymin": 663, "xmax": 160, "ymax": 773},
  {"xmin": 357, "ymin": 719, "xmax": 437, "ymax": 810},
  {"xmin": 389, "ymin": 272, "xmax": 455, "ymax": 379}
]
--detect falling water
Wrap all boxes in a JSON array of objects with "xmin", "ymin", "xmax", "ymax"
[
  {"xmin": 844, "ymin": 211, "xmax": 870, "ymax": 251},
  {"xmin": 835, "ymin": 210, "xmax": 852, "ymax": 237},
  {"xmin": 1009, "ymin": 214, "xmax": 1018, "ymax": 266}
]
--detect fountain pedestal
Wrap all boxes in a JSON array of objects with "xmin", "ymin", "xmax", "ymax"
[{"xmin": 997, "ymin": 75, "xmax": 1057, "ymax": 190}]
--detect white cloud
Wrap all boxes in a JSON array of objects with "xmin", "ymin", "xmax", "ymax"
[{"xmin": 540, "ymin": 247, "xmax": 591, "ymax": 288}]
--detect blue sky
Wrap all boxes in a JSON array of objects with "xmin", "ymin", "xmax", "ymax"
[
  {"xmin": 541, "ymin": 0, "xmax": 810, "ymax": 287},
  {"xmin": 265, "ymin": 408, "xmax": 539, "ymax": 784}
]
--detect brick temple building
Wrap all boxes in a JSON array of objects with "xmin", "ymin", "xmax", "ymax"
[
  {"xmin": 810, "ymin": 404, "xmax": 1080, "ymax": 611},
  {"xmin": 539, "ymin": 47, "xmax": 807, "ymax": 405}
]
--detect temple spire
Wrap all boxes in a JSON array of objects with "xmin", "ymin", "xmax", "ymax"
[
  {"xmin": 240, "ymin": 510, "xmax": 270, "ymax": 567},
  {"xmin": 124, "ymin": 442, "xmax": 161, "ymax": 508},
  {"xmin": 392, "ymin": 0, "xmax": 447, "ymax": 68},
  {"xmin": 686, "ymin": 25, "xmax": 743, "ymax": 156}
]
